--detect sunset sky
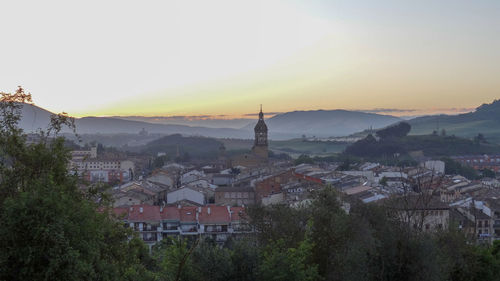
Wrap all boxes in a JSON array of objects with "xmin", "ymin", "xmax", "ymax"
[{"xmin": 1, "ymin": 0, "xmax": 499, "ymax": 118}]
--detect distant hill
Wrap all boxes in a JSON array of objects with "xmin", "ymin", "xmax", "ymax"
[
  {"xmin": 114, "ymin": 116, "xmax": 254, "ymax": 129},
  {"xmin": 408, "ymin": 99, "xmax": 500, "ymax": 143},
  {"xmin": 244, "ymin": 110, "xmax": 401, "ymax": 138},
  {"xmin": 15, "ymin": 104, "xmax": 253, "ymax": 139},
  {"xmin": 16, "ymin": 104, "xmax": 402, "ymax": 140}
]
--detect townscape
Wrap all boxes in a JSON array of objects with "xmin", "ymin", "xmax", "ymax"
[
  {"xmin": 66, "ymin": 108, "xmax": 500, "ymax": 248},
  {"xmin": 2, "ymin": 1, "xmax": 500, "ymax": 280}
]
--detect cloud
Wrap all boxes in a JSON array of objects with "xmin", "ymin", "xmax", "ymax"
[
  {"xmin": 360, "ymin": 108, "xmax": 417, "ymax": 114},
  {"xmin": 112, "ymin": 115, "xmax": 232, "ymax": 121},
  {"xmin": 243, "ymin": 112, "xmax": 283, "ymax": 117},
  {"xmin": 435, "ymin": 107, "xmax": 475, "ymax": 113}
]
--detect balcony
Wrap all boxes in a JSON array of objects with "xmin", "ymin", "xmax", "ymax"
[
  {"xmin": 232, "ymin": 224, "xmax": 253, "ymax": 233},
  {"xmin": 143, "ymin": 225, "xmax": 160, "ymax": 232},
  {"xmin": 142, "ymin": 234, "xmax": 158, "ymax": 242},
  {"xmin": 163, "ymin": 224, "xmax": 180, "ymax": 231},
  {"xmin": 180, "ymin": 225, "xmax": 198, "ymax": 234},
  {"xmin": 204, "ymin": 225, "xmax": 228, "ymax": 233}
]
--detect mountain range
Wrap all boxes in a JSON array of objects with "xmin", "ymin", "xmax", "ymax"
[
  {"xmin": 14, "ymin": 99, "xmax": 500, "ymax": 143},
  {"xmin": 15, "ymin": 104, "xmax": 402, "ymax": 140}
]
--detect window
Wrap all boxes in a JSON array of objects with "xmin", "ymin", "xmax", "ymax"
[
  {"xmin": 485, "ymin": 220, "xmax": 489, "ymax": 227},
  {"xmin": 425, "ymin": 224, "xmax": 430, "ymax": 230},
  {"xmin": 478, "ymin": 221, "xmax": 483, "ymax": 228}
]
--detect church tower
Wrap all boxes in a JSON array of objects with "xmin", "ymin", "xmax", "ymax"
[{"xmin": 252, "ymin": 105, "xmax": 269, "ymax": 159}]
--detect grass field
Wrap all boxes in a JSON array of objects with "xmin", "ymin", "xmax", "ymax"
[{"xmin": 410, "ymin": 120, "xmax": 500, "ymax": 144}]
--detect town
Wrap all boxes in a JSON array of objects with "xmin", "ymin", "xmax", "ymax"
[{"xmin": 64, "ymin": 107, "xmax": 500, "ymax": 248}]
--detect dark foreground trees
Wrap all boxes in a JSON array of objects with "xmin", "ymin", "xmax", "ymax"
[
  {"xmin": 247, "ymin": 188, "xmax": 500, "ymax": 281},
  {"xmin": 0, "ymin": 88, "xmax": 155, "ymax": 281}
]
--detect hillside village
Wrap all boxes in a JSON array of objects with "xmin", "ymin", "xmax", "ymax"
[{"xmin": 65, "ymin": 108, "xmax": 500, "ymax": 248}]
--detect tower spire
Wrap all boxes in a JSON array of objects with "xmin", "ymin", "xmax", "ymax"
[{"xmin": 259, "ymin": 104, "xmax": 264, "ymax": 120}]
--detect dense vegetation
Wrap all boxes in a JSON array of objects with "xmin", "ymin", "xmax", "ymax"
[
  {"xmin": 345, "ymin": 126, "xmax": 500, "ymax": 160},
  {"xmin": 245, "ymin": 190, "xmax": 500, "ymax": 281},
  {"xmin": 139, "ymin": 134, "xmax": 223, "ymax": 160}
]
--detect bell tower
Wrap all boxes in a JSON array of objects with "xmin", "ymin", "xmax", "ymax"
[{"xmin": 252, "ymin": 105, "xmax": 268, "ymax": 159}]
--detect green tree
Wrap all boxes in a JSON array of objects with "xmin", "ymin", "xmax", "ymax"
[
  {"xmin": 257, "ymin": 238, "xmax": 320, "ymax": 281},
  {"xmin": 295, "ymin": 154, "xmax": 314, "ymax": 165},
  {"xmin": 0, "ymin": 88, "xmax": 155, "ymax": 281},
  {"xmin": 153, "ymin": 238, "xmax": 199, "ymax": 281},
  {"xmin": 191, "ymin": 239, "xmax": 234, "ymax": 281},
  {"xmin": 376, "ymin": 122, "xmax": 411, "ymax": 139}
]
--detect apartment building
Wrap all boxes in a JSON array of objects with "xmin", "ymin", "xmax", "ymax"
[{"xmin": 115, "ymin": 204, "xmax": 250, "ymax": 247}]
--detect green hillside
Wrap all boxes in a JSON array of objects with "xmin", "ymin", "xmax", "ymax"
[{"xmin": 408, "ymin": 99, "xmax": 500, "ymax": 143}]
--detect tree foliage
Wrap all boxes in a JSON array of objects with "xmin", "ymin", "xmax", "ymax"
[
  {"xmin": 0, "ymin": 88, "xmax": 155, "ymax": 281},
  {"xmin": 376, "ymin": 122, "xmax": 411, "ymax": 139}
]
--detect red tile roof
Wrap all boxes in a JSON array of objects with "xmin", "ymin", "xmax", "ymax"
[
  {"xmin": 112, "ymin": 207, "xmax": 129, "ymax": 218},
  {"xmin": 128, "ymin": 205, "xmax": 162, "ymax": 221},
  {"xmin": 230, "ymin": 206, "xmax": 246, "ymax": 222},
  {"xmin": 294, "ymin": 172, "xmax": 323, "ymax": 184},
  {"xmin": 160, "ymin": 206, "xmax": 181, "ymax": 220},
  {"xmin": 111, "ymin": 204, "xmax": 246, "ymax": 224},
  {"xmin": 198, "ymin": 205, "xmax": 230, "ymax": 224},
  {"xmin": 180, "ymin": 206, "xmax": 197, "ymax": 222}
]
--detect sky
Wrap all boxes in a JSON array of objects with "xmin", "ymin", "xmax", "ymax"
[{"xmin": 1, "ymin": 0, "xmax": 499, "ymax": 118}]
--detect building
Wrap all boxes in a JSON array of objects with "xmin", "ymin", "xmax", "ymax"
[
  {"xmin": 70, "ymin": 147, "xmax": 135, "ymax": 184},
  {"xmin": 254, "ymin": 169, "xmax": 324, "ymax": 204},
  {"xmin": 387, "ymin": 195, "xmax": 450, "ymax": 232},
  {"xmin": 252, "ymin": 105, "xmax": 269, "ymax": 159},
  {"xmin": 112, "ymin": 181, "xmax": 169, "ymax": 207},
  {"xmin": 231, "ymin": 106, "xmax": 269, "ymax": 167},
  {"xmin": 215, "ymin": 186, "xmax": 255, "ymax": 206},
  {"xmin": 115, "ymin": 205, "xmax": 251, "ymax": 247},
  {"xmin": 452, "ymin": 155, "xmax": 500, "ymax": 172},
  {"xmin": 166, "ymin": 187, "xmax": 205, "ymax": 206}
]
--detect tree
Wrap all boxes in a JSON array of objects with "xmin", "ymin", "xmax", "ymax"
[
  {"xmin": 257, "ymin": 238, "xmax": 320, "ymax": 281},
  {"xmin": 191, "ymin": 239, "xmax": 234, "ymax": 281},
  {"xmin": 153, "ymin": 238, "xmax": 200, "ymax": 281},
  {"xmin": 474, "ymin": 133, "xmax": 487, "ymax": 144},
  {"xmin": 0, "ymin": 88, "xmax": 155, "ymax": 281},
  {"xmin": 376, "ymin": 122, "xmax": 411, "ymax": 139},
  {"xmin": 379, "ymin": 176, "xmax": 388, "ymax": 187},
  {"xmin": 294, "ymin": 154, "xmax": 314, "ymax": 165}
]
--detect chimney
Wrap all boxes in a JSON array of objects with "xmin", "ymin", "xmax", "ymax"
[
  {"xmin": 160, "ymin": 206, "xmax": 163, "ymax": 213},
  {"xmin": 208, "ymin": 207, "xmax": 211, "ymax": 215},
  {"xmin": 139, "ymin": 207, "xmax": 143, "ymax": 213},
  {"xmin": 130, "ymin": 207, "xmax": 133, "ymax": 212},
  {"xmin": 178, "ymin": 204, "xmax": 181, "ymax": 209}
]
